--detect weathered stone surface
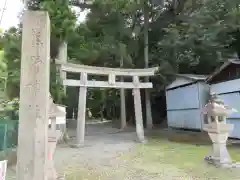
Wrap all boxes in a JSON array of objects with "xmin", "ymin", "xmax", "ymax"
[
  {"xmin": 17, "ymin": 11, "xmax": 50, "ymax": 180},
  {"xmin": 204, "ymin": 123, "xmax": 233, "ymax": 166},
  {"xmin": 48, "ymin": 130, "xmax": 61, "ymax": 180},
  {"xmin": 57, "ymin": 42, "xmax": 67, "ymax": 82},
  {"xmin": 76, "ymin": 72, "xmax": 87, "ymax": 146},
  {"xmin": 49, "ymin": 93, "xmax": 66, "ymax": 118},
  {"xmin": 202, "ymin": 93, "xmax": 240, "ymax": 168}
]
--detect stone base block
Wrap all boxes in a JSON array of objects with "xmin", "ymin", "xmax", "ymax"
[
  {"xmin": 57, "ymin": 174, "xmax": 66, "ymax": 180},
  {"xmin": 204, "ymin": 156, "xmax": 240, "ymax": 168},
  {"xmin": 134, "ymin": 139, "xmax": 148, "ymax": 144},
  {"xmin": 69, "ymin": 143, "xmax": 85, "ymax": 148},
  {"xmin": 203, "ymin": 123, "xmax": 235, "ymax": 168}
]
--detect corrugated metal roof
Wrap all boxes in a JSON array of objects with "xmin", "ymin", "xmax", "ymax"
[
  {"xmin": 166, "ymin": 74, "xmax": 207, "ymax": 90},
  {"xmin": 176, "ymin": 74, "xmax": 207, "ymax": 80},
  {"xmin": 206, "ymin": 59, "xmax": 240, "ymax": 82}
]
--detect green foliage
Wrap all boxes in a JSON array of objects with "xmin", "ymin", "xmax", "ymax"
[
  {"xmin": 69, "ymin": 0, "xmax": 240, "ymax": 118},
  {"xmin": 41, "ymin": 0, "xmax": 77, "ymax": 42},
  {"xmin": 0, "ymin": 50, "xmax": 7, "ymax": 81},
  {"xmin": 158, "ymin": 0, "xmax": 240, "ymax": 74},
  {"xmin": 0, "ymin": 50, "xmax": 7, "ymax": 102},
  {"xmin": 27, "ymin": 0, "xmax": 77, "ymax": 58},
  {"xmin": 0, "ymin": 98, "xmax": 19, "ymax": 120},
  {"xmin": 68, "ymin": 0, "xmax": 139, "ymax": 67},
  {"xmin": 87, "ymin": 88, "xmax": 120, "ymax": 120},
  {"xmin": 1, "ymin": 28, "xmax": 21, "ymax": 98},
  {"xmin": 1, "ymin": 0, "xmax": 76, "ymax": 104},
  {"xmin": 50, "ymin": 63, "xmax": 66, "ymax": 104},
  {"xmin": 2, "ymin": 0, "xmax": 240, "ymax": 120},
  {"xmin": 0, "ymin": 51, "xmax": 6, "ymax": 69}
]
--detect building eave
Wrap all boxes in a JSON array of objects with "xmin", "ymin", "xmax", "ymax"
[{"xmin": 206, "ymin": 59, "xmax": 240, "ymax": 83}]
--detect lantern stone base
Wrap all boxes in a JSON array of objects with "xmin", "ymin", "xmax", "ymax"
[
  {"xmin": 203, "ymin": 123, "xmax": 240, "ymax": 168},
  {"xmin": 48, "ymin": 130, "xmax": 62, "ymax": 180},
  {"xmin": 70, "ymin": 143, "xmax": 85, "ymax": 148}
]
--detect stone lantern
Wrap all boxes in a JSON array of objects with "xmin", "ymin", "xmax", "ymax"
[
  {"xmin": 48, "ymin": 93, "xmax": 66, "ymax": 180},
  {"xmin": 202, "ymin": 93, "xmax": 239, "ymax": 167}
]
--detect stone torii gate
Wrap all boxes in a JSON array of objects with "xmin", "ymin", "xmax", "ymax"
[{"xmin": 59, "ymin": 62, "xmax": 158, "ymax": 146}]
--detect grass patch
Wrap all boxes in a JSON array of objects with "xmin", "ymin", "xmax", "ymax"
[
  {"xmin": 65, "ymin": 168, "xmax": 101, "ymax": 180},
  {"xmin": 123, "ymin": 138, "xmax": 240, "ymax": 180},
  {"xmin": 64, "ymin": 166, "xmax": 114, "ymax": 180},
  {"xmin": 64, "ymin": 137, "xmax": 240, "ymax": 180}
]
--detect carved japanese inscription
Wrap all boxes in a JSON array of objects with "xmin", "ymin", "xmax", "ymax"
[{"xmin": 17, "ymin": 11, "xmax": 50, "ymax": 180}]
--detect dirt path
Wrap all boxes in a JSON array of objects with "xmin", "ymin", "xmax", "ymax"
[{"xmin": 6, "ymin": 123, "xmax": 192, "ymax": 180}]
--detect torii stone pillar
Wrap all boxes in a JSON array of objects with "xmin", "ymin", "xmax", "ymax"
[
  {"xmin": 133, "ymin": 76, "xmax": 145, "ymax": 142},
  {"xmin": 120, "ymin": 88, "xmax": 127, "ymax": 129},
  {"xmin": 57, "ymin": 42, "xmax": 67, "ymax": 92},
  {"xmin": 76, "ymin": 72, "xmax": 87, "ymax": 146},
  {"xmin": 17, "ymin": 11, "xmax": 50, "ymax": 180}
]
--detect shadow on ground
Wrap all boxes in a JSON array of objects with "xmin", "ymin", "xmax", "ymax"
[{"xmin": 6, "ymin": 122, "xmax": 240, "ymax": 180}]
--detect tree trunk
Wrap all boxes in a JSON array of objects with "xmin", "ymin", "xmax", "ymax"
[
  {"xmin": 144, "ymin": 1, "xmax": 153, "ymax": 129},
  {"xmin": 120, "ymin": 55, "xmax": 127, "ymax": 129}
]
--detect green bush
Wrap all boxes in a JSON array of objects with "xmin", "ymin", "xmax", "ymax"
[{"xmin": 0, "ymin": 98, "xmax": 19, "ymax": 120}]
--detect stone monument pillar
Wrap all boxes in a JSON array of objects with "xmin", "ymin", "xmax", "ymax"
[{"xmin": 17, "ymin": 11, "xmax": 50, "ymax": 180}]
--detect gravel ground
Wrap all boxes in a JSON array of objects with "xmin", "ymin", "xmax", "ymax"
[{"xmin": 6, "ymin": 122, "xmax": 192, "ymax": 180}]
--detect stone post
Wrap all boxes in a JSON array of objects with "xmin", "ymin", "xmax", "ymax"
[
  {"xmin": 76, "ymin": 72, "xmax": 88, "ymax": 146},
  {"xmin": 132, "ymin": 76, "xmax": 145, "ymax": 143},
  {"xmin": 17, "ymin": 11, "xmax": 50, "ymax": 180}
]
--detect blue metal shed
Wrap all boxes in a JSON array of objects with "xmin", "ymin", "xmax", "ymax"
[
  {"xmin": 166, "ymin": 74, "xmax": 209, "ymax": 130},
  {"xmin": 207, "ymin": 59, "xmax": 240, "ymax": 138}
]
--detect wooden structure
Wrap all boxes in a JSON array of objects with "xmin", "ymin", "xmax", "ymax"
[
  {"xmin": 59, "ymin": 62, "xmax": 158, "ymax": 145},
  {"xmin": 207, "ymin": 59, "xmax": 240, "ymax": 138},
  {"xmin": 166, "ymin": 74, "xmax": 209, "ymax": 130}
]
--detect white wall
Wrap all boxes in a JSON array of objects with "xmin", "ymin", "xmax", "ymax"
[{"xmin": 211, "ymin": 78, "xmax": 240, "ymax": 94}]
